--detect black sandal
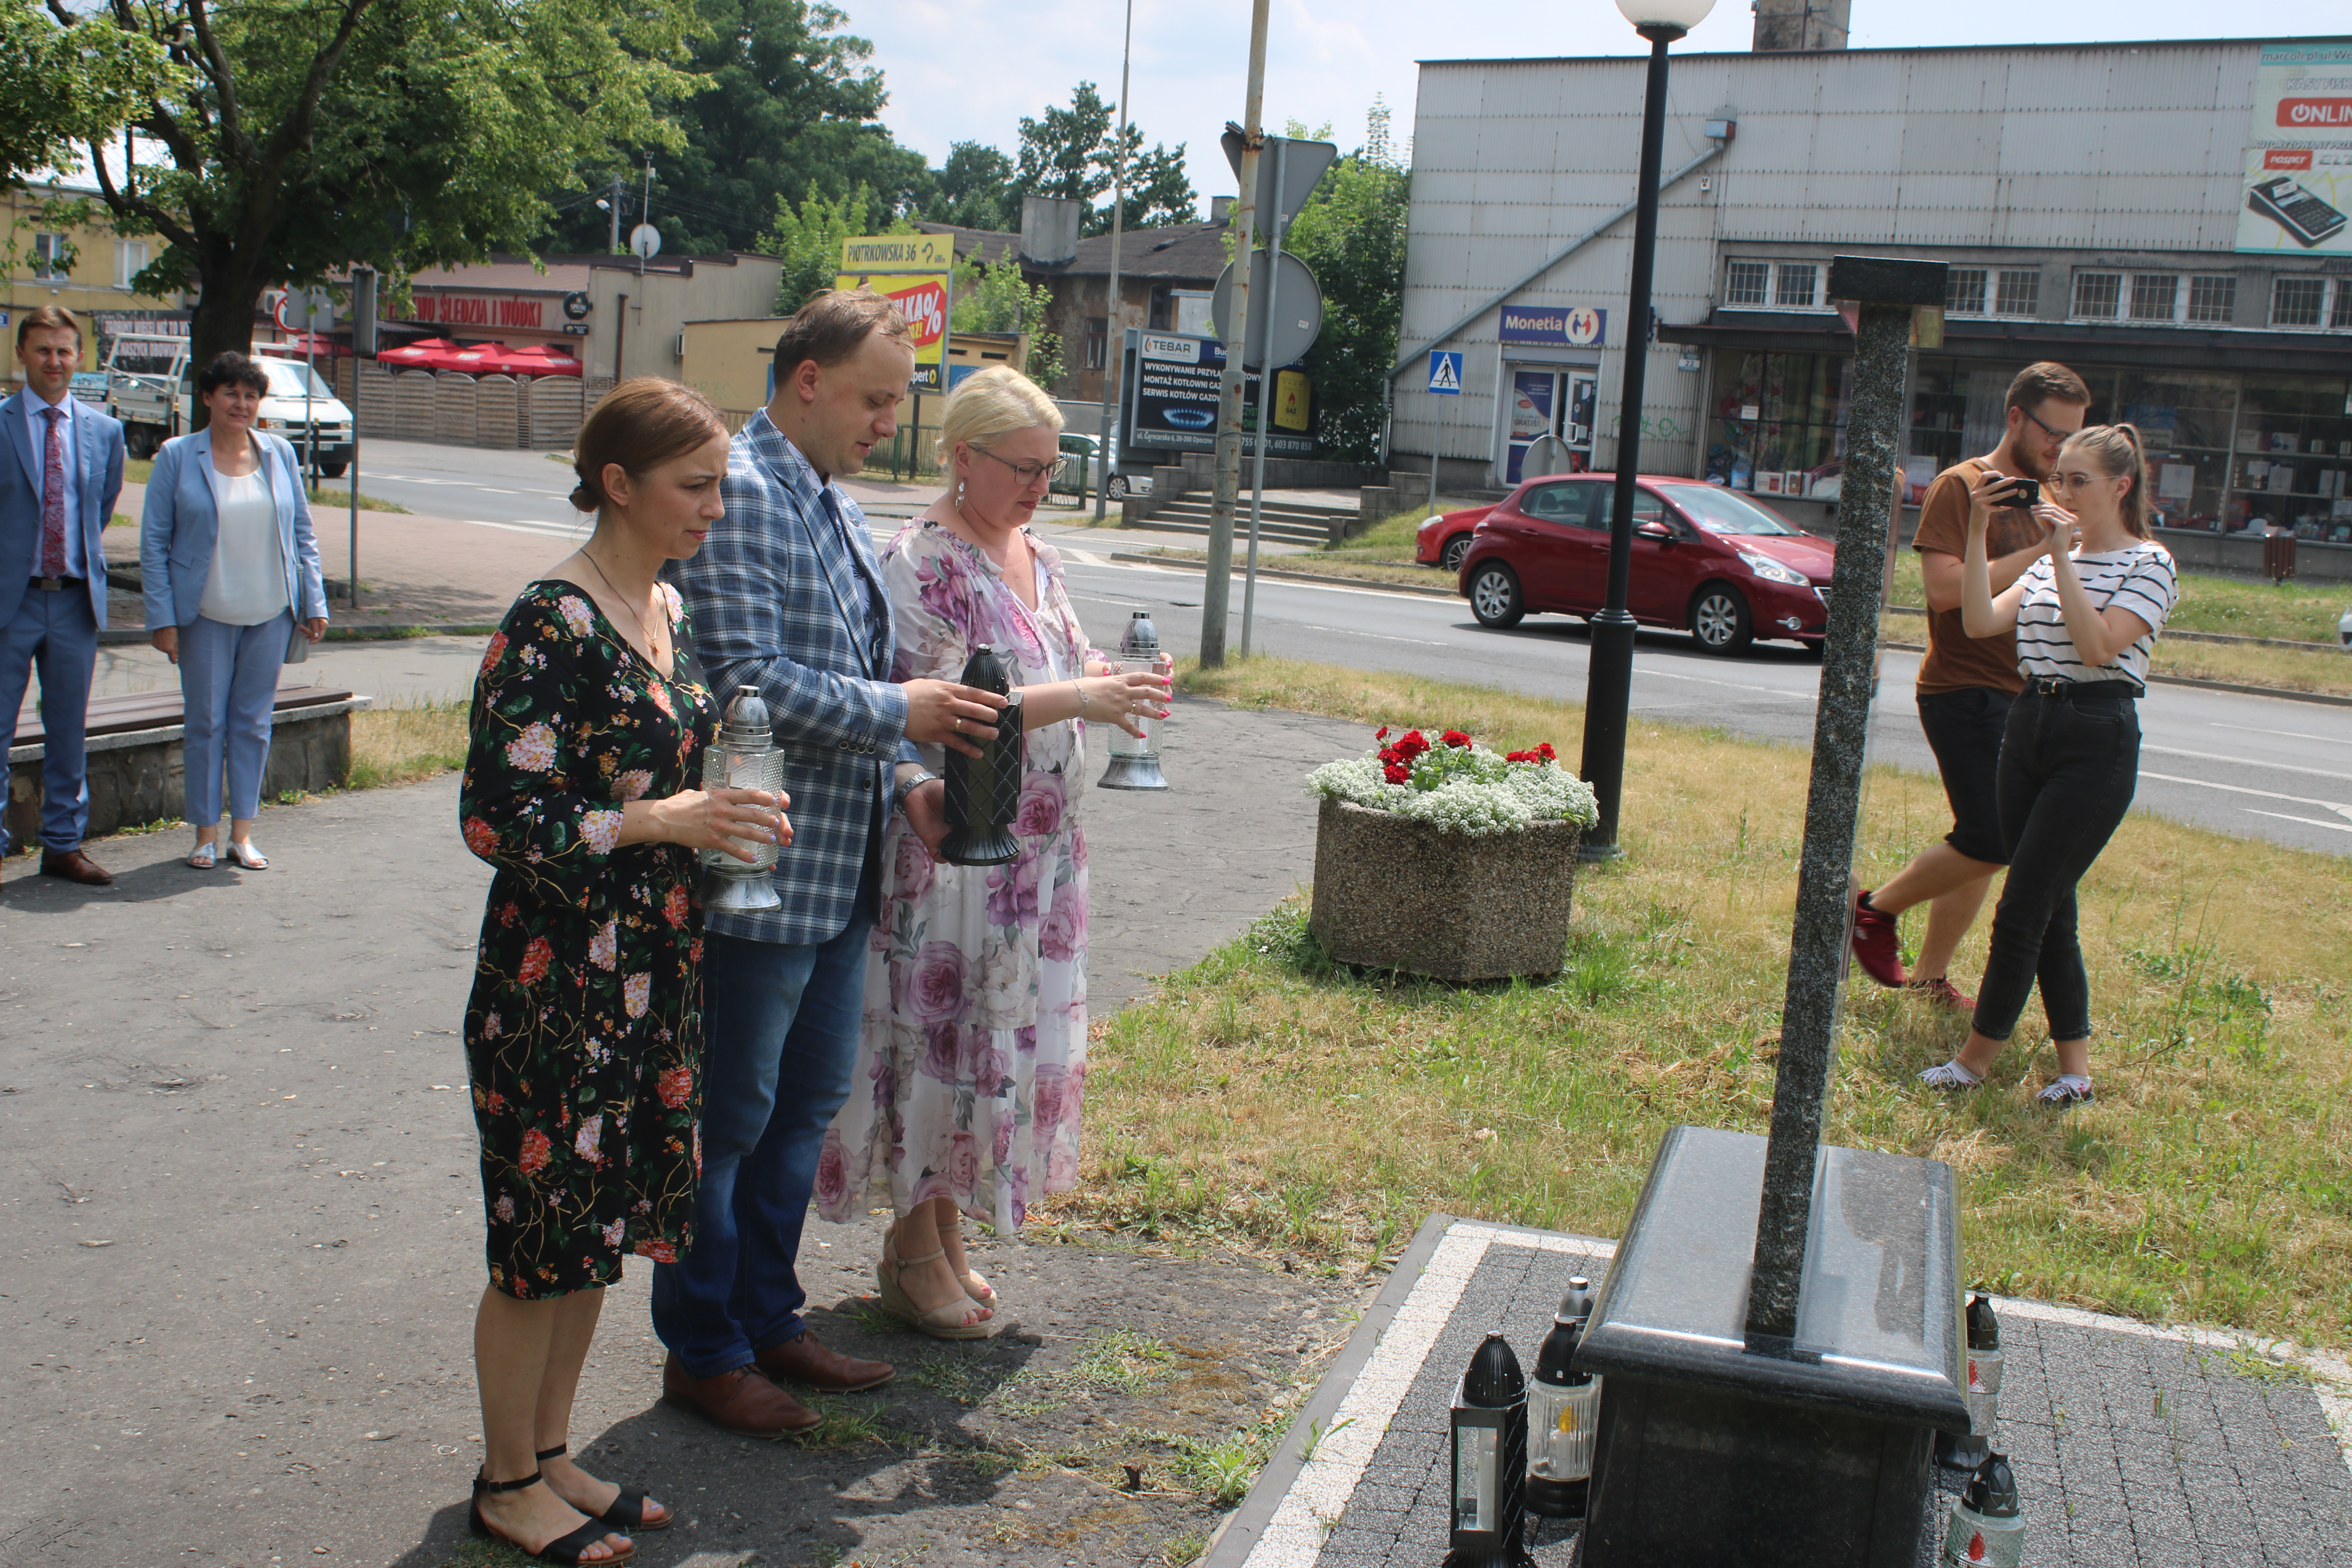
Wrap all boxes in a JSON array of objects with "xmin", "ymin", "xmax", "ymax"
[
  {"xmin": 537, "ymin": 1443, "xmax": 671, "ymax": 1532},
  {"xmin": 469, "ymin": 1469, "xmax": 635, "ymax": 1565}
]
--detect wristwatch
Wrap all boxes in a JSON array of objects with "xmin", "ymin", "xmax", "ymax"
[{"xmin": 893, "ymin": 769, "xmax": 939, "ymax": 817}]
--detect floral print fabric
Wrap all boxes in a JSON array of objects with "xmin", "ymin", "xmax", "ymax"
[
  {"xmin": 461, "ymin": 581, "xmax": 717, "ymax": 1299},
  {"xmin": 818, "ymin": 523, "xmax": 1101, "ymax": 1233}
]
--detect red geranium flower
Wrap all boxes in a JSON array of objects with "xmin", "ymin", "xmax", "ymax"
[
  {"xmin": 1537, "ymin": 742, "xmax": 1557, "ymax": 762},
  {"xmin": 1441, "ymin": 730, "xmax": 1472, "ymax": 748},
  {"xmin": 1374, "ymin": 725, "xmax": 1390, "ymax": 740},
  {"xmin": 1378, "ymin": 746, "xmax": 1401, "ymax": 765},
  {"xmin": 1397, "ymin": 730, "xmax": 1429, "ymax": 759},
  {"xmin": 1383, "ymin": 763, "xmax": 1410, "ymax": 784}
]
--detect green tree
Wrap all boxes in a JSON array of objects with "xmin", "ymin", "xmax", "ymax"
[
  {"xmin": 948, "ymin": 254, "xmax": 1060, "ymax": 389},
  {"xmin": 763, "ymin": 183, "xmax": 910, "ymax": 314},
  {"xmin": 926, "ymin": 141, "xmax": 1017, "ymax": 232},
  {"xmin": 1012, "ymin": 82, "xmax": 1194, "ymax": 236},
  {"xmin": 64, "ymin": 0, "xmax": 701, "ymax": 391},
  {"xmin": 539, "ymin": 0, "xmax": 929, "ymax": 257},
  {"xmin": 1, "ymin": 3, "xmax": 178, "ymax": 185},
  {"xmin": 1280, "ymin": 100, "xmax": 1411, "ymax": 464}
]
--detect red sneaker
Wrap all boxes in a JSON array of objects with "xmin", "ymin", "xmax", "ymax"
[
  {"xmin": 1907, "ymin": 976, "xmax": 1974, "ymax": 1014},
  {"xmin": 1849, "ymin": 891, "xmax": 1908, "ymax": 987}
]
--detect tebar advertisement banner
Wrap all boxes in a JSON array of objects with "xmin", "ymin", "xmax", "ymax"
[
  {"xmin": 2236, "ymin": 40, "xmax": 2352, "ymax": 256},
  {"xmin": 838, "ymin": 233, "xmax": 955, "ymax": 391},
  {"xmin": 1127, "ymin": 331, "xmax": 1313, "ymax": 457}
]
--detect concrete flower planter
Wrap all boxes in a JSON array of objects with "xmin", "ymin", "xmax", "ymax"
[{"xmin": 1306, "ymin": 795, "xmax": 1583, "ymax": 983}]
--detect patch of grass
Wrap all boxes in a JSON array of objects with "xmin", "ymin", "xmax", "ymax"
[
  {"xmin": 347, "ymin": 699, "xmax": 468, "ymax": 789},
  {"xmin": 1162, "ymin": 1529, "xmax": 1210, "ymax": 1566},
  {"xmin": 1130, "ymin": 544, "xmax": 1447, "ymax": 591},
  {"xmin": 1886, "ymin": 548, "xmax": 2345, "ymax": 646},
  {"xmin": 1073, "ymin": 656, "xmax": 2352, "ymax": 1345},
  {"xmin": 121, "ymin": 456, "xmax": 408, "ymax": 513},
  {"xmin": 1069, "ymin": 1328, "xmax": 1176, "ymax": 1394},
  {"xmin": 1880, "ymin": 609, "xmax": 2352, "ymax": 697}
]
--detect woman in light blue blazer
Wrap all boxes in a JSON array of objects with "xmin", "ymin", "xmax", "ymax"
[{"xmin": 142, "ymin": 352, "xmax": 329, "ymax": 870}]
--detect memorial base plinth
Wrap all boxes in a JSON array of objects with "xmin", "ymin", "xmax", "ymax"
[{"xmin": 1574, "ymin": 1126, "xmax": 1969, "ymax": 1568}]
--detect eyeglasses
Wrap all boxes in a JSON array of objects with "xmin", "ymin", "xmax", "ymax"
[
  {"xmin": 971, "ymin": 445, "xmax": 1067, "ymax": 486},
  {"xmin": 2021, "ymin": 407, "xmax": 2082, "ymax": 443},
  {"xmin": 2043, "ymin": 471, "xmax": 2105, "ymax": 490}
]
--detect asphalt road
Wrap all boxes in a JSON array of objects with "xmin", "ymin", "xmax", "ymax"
[{"xmin": 260, "ymin": 440, "xmax": 2352, "ymax": 860}]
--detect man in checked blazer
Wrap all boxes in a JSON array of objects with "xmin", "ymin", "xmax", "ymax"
[
  {"xmin": 2, "ymin": 306, "xmax": 126, "ymax": 888},
  {"xmin": 655, "ymin": 290, "xmax": 1005, "ymax": 1435}
]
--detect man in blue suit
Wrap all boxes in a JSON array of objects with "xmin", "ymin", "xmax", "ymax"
[
  {"xmin": 656, "ymin": 289, "xmax": 1005, "ymax": 1435},
  {"xmin": 2, "ymin": 307, "xmax": 126, "ymax": 887}
]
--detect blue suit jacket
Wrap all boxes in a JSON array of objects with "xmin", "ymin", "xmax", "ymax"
[
  {"xmin": 140, "ymin": 428, "xmax": 329, "ymax": 630},
  {"xmin": 0, "ymin": 390, "xmax": 126, "ymax": 629},
  {"xmin": 667, "ymin": 410, "xmax": 915, "ymax": 946}
]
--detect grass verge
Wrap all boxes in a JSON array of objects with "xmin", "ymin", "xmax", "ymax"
[
  {"xmin": 1063, "ymin": 656, "xmax": 2352, "ymax": 1345},
  {"xmin": 120, "ymin": 455, "xmax": 410, "ymax": 513},
  {"xmin": 1886, "ymin": 549, "xmax": 2343, "ymax": 646},
  {"xmin": 346, "ymin": 699, "xmax": 468, "ymax": 790}
]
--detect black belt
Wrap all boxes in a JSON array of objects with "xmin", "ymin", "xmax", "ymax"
[
  {"xmin": 30, "ymin": 575, "xmax": 86, "ymax": 592},
  {"xmin": 2024, "ymin": 676, "xmax": 2141, "ymax": 701}
]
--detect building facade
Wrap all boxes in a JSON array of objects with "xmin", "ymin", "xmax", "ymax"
[
  {"xmin": 1393, "ymin": 35, "xmax": 2352, "ymax": 558},
  {"xmin": 2, "ymin": 174, "xmax": 183, "ymax": 387}
]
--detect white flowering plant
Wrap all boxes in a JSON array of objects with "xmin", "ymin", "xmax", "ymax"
[{"xmin": 1308, "ymin": 726, "xmax": 1599, "ymax": 837}]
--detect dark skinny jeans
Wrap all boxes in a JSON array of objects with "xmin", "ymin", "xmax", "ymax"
[{"xmin": 1971, "ymin": 684, "xmax": 2142, "ymax": 1044}]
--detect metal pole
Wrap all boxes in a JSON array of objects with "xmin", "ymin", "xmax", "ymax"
[
  {"xmin": 304, "ymin": 319, "xmax": 317, "ymax": 490},
  {"xmin": 1093, "ymin": 0, "xmax": 1134, "ymax": 523},
  {"xmin": 1575, "ymin": 27, "xmax": 1677, "ymax": 864},
  {"xmin": 1239, "ymin": 142, "xmax": 1288, "ymax": 658},
  {"xmin": 608, "ymin": 174, "xmax": 622, "ymax": 254},
  {"xmin": 349, "ymin": 349, "xmax": 360, "ymax": 610},
  {"xmin": 1201, "ymin": 0, "xmax": 1270, "ymax": 669}
]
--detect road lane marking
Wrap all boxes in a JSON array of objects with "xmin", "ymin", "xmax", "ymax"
[
  {"xmin": 2138, "ymin": 769, "xmax": 2352, "ymax": 822},
  {"xmin": 2207, "ymin": 722, "xmax": 2352, "ymax": 748},
  {"xmin": 2244, "ymin": 810, "xmax": 2352, "ymax": 834},
  {"xmin": 2139, "ymin": 744, "xmax": 2352, "ymax": 784}
]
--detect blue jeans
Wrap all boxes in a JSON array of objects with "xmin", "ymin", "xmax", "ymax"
[
  {"xmin": 0, "ymin": 583, "xmax": 99, "ymax": 853},
  {"xmin": 652, "ymin": 920, "xmax": 868, "ymax": 1377}
]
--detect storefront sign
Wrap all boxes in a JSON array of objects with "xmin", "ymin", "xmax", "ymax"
[
  {"xmin": 1499, "ymin": 304, "xmax": 1607, "ymax": 348},
  {"xmin": 838, "ymin": 233, "xmax": 955, "ymax": 391},
  {"xmin": 2236, "ymin": 41, "xmax": 2352, "ymax": 256},
  {"xmin": 1124, "ymin": 330, "xmax": 1312, "ymax": 457},
  {"xmin": 397, "ymin": 293, "xmax": 548, "ymax": 330}
]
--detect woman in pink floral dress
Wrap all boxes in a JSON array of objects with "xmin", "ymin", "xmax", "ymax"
[{"xmin": 816, "ymin": 367, "xmax": 1168, "ymax": 1338}]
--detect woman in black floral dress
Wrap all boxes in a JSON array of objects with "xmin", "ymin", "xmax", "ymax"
[{"xmin": 458, "ymin": 380, "xmax": 787, "ymax": 1566}]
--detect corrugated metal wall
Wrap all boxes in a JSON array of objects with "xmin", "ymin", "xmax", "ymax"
[{"xmin": 1397, "ymin": 39, "xmax": 2267, "ymax": 483}]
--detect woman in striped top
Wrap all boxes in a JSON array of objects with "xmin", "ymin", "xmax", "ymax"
[{"xmin": 1918, "ymin": 424, "xmax": 2178, "ymax": 1110}]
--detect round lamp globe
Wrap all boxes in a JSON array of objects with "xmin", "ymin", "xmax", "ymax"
[{"xmin": 1616, "ymin": 0, "xmax": 1714, "ymax": 33}]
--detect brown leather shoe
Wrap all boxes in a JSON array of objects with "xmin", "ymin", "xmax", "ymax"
[
  {"xmin": 40, "ymin": 849, "xmax": 113, "ymax": 886},
  {"xmin": 659, "ymin": 1354, "xmax": 820, "ymax": 1437},
  {"xmin": 756, "ymin": 1330, "xmax": 894, "ymax": 1393}
]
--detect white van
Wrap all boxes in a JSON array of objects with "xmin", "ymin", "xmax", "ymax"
[{"xmin": 104, "ymin": 333, "xmax": 355, "ymax": 475}]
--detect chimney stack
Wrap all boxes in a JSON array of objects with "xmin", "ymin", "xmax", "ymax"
[
  {"xmin": 1753, "ymin": 0, "xmax": 1851, "ymax": 51},
  {"xmin": 1210, "ymin": 195, "xmax": 1236, "ymax": 226},
  {"xmin": 1020, "ymin": 195, "xmax": 1081, "ymax": 265}
]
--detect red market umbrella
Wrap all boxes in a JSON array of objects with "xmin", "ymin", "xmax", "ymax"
[
  {"xmin": 496, "ymin": 343, "xmax": 583, "ymax": 378},
  {"xmin": 376, "ymin": 336, "xmax": 462, "ymax": 369}
]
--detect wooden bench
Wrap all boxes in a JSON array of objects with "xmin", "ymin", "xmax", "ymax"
[{"xmin": 7, "ymin": 683, "xmax": 370, "ymax": 845}]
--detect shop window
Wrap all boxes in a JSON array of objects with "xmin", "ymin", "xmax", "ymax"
[
  {"xmin": 1993, "ymin": 270, "xmax": 2040, "ymax": 317},
  {"xmin": 2186, "ymin": 275, "xmax": 2236, "ymax": 325},
  {"xmin": 115, "ymin": 240, "xmax": 147, "ymax": 289},
  {"xmin": 1945, "ymin": 269, "xmax": 1987, "ymax": 314},
  {"xmin": 2072, "ymin": 272, "xmax": 2122, "ymax": 319},
  {"xmin": 2270, "ymin": 276, "xmax": 2327, "ymax": 328},
  {"xmin": 1725, "ymin": 260, "xmax": 1770, "ymax": 307},
  {"xmin": 2232, "ymin": 373, "xmax": 2352, "ymax": 541},
  {"xmin": 31, "ymin": 232, "xmax": 67, "ymax": 279},
  {"xmin": 2129, "ymin": 274, "xmax": 2178, "ymax": 321},
  {"xmin": 1084, "ymin": 316, "xmax": 1107, "ymax": 371},
  {"xmin": 2335, "ymin": 284, "xmax": 2352, "ymax": 330},
  {"xmin": 1775, "ymin": 263, "xmax": 1819, "ymax": 309},
  {"xmin": 1703, "ymin": 349, "xmax": 1851, "ymax": 497}
]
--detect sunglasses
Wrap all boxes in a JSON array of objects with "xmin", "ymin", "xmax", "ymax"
[{"xmin": 971, "ymin": 445, "xmax": 1068, "ymax": 487}]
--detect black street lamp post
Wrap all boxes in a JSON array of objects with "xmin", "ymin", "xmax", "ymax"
[{"xmin": 1577, "ymin": 0, "xmax": 1714, "ymax": 862}]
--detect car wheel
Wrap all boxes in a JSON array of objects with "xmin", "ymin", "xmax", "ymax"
[
  {"xmin": 1108, "ymin": 475, "xmax": 1129, "ymax": 500},
  {"xmin": 1690, "ymin": 584, "xmax": 1754, "ymax": 655},
  {"xmin": 1468, "ymin": 563, "xmax": 1525, "ymax": 628},
  {"xmin": 1440, "ymin": 533, "xmax": 1473, "ymax": 572}
]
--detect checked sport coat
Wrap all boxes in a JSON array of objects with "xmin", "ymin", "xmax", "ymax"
[{"xmin": 668, "ymin": 409, "xmax": 916, "ymax": 946}]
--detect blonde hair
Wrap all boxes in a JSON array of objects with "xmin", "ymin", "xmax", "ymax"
[
  {"xmin": 2060, "ymin": 423, "xmax": 2151, "ymax": 541},
  {"xmin": 940, "ymin": 364, "xmax": 1062, "ymax": 460}
]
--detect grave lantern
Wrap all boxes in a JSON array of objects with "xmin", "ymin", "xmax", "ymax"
[
  {"xmin": 1940, "ymin": 1452, "xmax": 2024, "ymax": 1567},
  {"xmin": 1098, "ymin": 610, "xmax": 1170, "ymax": 791},
  {"xmin": 699, "ymin": 688, "xmax": 786, "ymax": 912},
  {"xmin": 939, "ymin": 644, "xmax": 1025, "ymax": 866},
  {"xmin": 1526, "ymin": 1277, "xmax": 1602, "ymax": 1520},
  {"xmin": 1936, "ymin": 1293, "xmax": 2005, "ymax": 1473},
  {"xmin": 1450, "ymin": 1332, "xmax": 1529, "ymax": 1562}
]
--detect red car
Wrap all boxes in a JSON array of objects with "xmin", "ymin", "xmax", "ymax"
[{"xmin": 1443, "ymin": 474, "xmax": 1835, "ymax": 655}]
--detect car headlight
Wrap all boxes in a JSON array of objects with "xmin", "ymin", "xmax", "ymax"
[{"xmin": 1739, "ymin": 550, "xmax": 1808, "ymax": 586}]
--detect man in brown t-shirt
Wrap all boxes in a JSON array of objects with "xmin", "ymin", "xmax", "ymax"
[{"xmin": 1849, "ymin": 363, "xmax": 2090, "ymax": 1009}]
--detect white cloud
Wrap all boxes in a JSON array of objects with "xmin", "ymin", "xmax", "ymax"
[{"xmin": 844, "ymin": 1, "xmax": 2352, "ymax": 216}]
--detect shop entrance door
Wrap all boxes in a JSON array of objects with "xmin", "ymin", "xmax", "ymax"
[{"xmin": 1504, "ymin": 367, "xmax": 1599, "ymax": 484}]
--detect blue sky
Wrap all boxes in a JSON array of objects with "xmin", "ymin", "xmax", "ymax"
[{"xmin": 851, "ymin": 2, "xmax": 2350, "ymax": 218}]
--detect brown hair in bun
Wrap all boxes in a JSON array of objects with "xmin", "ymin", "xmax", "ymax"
[{"xmin": 572, "ymin": 377, "xmax": 729, "ymax": 516}]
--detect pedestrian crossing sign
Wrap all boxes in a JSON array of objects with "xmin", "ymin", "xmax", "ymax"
[{"xmin": 1428, "ymin": 350, "xmax": 1463, "ymax": 395}]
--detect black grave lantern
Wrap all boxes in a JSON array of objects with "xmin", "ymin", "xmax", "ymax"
[
  {"xmin": 1449, "ymin": 1332, "xmax": 1529, "ymax": 1563},
  {"xmin": 938, "ymin": 644, "xmax": 1025, "ymax": 866}
]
